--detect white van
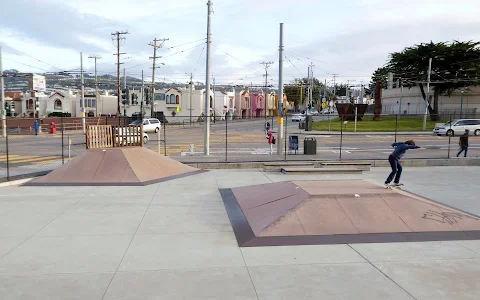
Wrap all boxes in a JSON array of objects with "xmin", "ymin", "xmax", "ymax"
[
  {"xmin": 433, "ymin": 119, "xmax": 480, "ymax": 136},
  {"xmin": 129, "ymin": 118, "xmax": 161, "ymax": 133}
]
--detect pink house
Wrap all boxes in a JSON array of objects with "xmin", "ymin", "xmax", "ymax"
[{"xmin": 250, "ymin": 90, "xmax": 265, "ymax": 118}]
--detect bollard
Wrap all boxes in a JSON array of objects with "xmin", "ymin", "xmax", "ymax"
[{"xmin": 189, "ymin": 144, "xmax": 195, "ymax": 154}]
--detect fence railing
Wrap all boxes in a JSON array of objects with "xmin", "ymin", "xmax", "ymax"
[{"xmin": 0, "ymin": 113, "xmax": 479, "ymax": 181}]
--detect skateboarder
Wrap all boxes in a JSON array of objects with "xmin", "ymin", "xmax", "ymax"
[
  {"xmin": 385, "ymin": 140, "xmax": 422, "ymax": 187},
  {"xmin": 457, "ymin": 129, "xmax": 469, "ymax": 157}
]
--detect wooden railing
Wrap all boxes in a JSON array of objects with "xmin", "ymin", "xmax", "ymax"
[{"xmin": 86, "ymin": 125, "xmax": 143, "ymax": 149}]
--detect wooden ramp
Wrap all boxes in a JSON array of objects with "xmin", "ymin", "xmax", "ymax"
[{"xmin": 25, "ymin": 147, "xmax": 206, "ymax": 186}]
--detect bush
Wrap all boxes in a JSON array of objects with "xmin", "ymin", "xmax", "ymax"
[{"xmin": 48, "ymin": 112, "xmax": 71, "ymax": 117}]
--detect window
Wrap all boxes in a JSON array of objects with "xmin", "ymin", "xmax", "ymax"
[
  {"xmin": 150, "ymin": 119, "xmax": 160, "ymax": 124},
  {"xmin": 85, "ymin": 99, "xmax": 96, "ymax": 108},
  {"xmin": 455, "ymin": 121, "xmax": 466, "ymax": 126},
  {"xmin": 155, "ymin": 93, "xmax": 165, "ymax": 101},
  {"xmin": 54, "ymin": 100, "xmax": 62, "ymax": 110},
  {"xmin": 176, "ymin": 95, "xmax": 179, "ymax": 104},
  {"xmin": 167, "ymin": 94, "xmax": 176, "ymax": 104},
  {"xmin": 27, "ymin": 99, "xmax": 33, "ymax": 110},
  {"xmin": 465, "ymin": 120, "xmax": 480, "ymax": 125}
]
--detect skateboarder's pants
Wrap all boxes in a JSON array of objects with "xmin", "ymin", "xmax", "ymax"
[{"xmin": 386, "ymin": 155, "xmax": 402, "ymax": 184}]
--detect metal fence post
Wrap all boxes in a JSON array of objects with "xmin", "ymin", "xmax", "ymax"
[
  {"xmin": 61, "ymin": 119, "xmax": 65, "ymax": 165},
  {"xmin": 394, "ymin": 114, "xmax": 399, "ymax": 143},
  {"xmin": 157, "ymin": 125, "xmax": 160, "ymax": 154},
  {"xmin": 339, "ymin": 120, "xmax": 343, "ymax": 161},
  {"xmin": 225, "ymin": 114, "xmax": 228, "ymax": 163},
  {"xmin": 284, "ymin": 115, "xmax": 287, "ymax": 161},
  {"xmin": 6, "ymin": 125, "xmax": 9, "ymax": 181},
  {"xmin": 448, "ymin": 114, "xmax": 452, "ymax": 158},
  {"xmin": 163, "ymin": 122, "xmax": 167, "ymax": 156}
]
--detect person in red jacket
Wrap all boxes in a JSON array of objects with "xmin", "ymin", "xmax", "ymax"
[{"xmin": 267, "ymin": 130, "xmax": 275, "ymax": 155}]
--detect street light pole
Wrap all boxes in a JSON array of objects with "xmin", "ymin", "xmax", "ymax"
[
  {"xmin": 204, "ymin": 0, "xmax": 213, "ymax": 155},
  {"xmin": 0, "ymin": 45, "xmax": 6, "ymax": 138},
  {"xmin": 422, "ymin": 58, "xmax": 432, "ymax": 130}
]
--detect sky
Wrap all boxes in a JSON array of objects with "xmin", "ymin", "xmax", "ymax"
[{"xmin": 1, "ymin": 0, "xmax": 480, "ymax": 88}]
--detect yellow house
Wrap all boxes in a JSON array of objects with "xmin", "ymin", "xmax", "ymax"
[{"xmin": 273, "ymin": 94, "xmax": 291, "ymax": 116}]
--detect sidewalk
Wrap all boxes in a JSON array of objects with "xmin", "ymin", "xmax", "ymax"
[{"xmin": 0, "ymin": 167, "xmax": 479, "ymax": 299}]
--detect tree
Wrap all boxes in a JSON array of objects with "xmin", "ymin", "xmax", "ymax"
[
  {"xmin": 369, "ymin": 67, "xmax": 389, "ymax": 93},
  {"xmin": 284, "ymin": 78, "xmax": 334, "ymax": 110},
  {"xmin": 386, "ymin": 41, "xmax": 480, "ymax": 120}
]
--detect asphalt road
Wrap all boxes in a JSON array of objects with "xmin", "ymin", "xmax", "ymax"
[{"xmin": 1, "ymin": 118, "xmax": 478, "ymax": 179}]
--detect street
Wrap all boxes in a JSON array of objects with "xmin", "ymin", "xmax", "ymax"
[{"xmin": 1, "ymin": 118, "xmax": 479, "ymax": 179}]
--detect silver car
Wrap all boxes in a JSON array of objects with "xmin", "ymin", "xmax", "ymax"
[{"xmin": 433, "ymin": 119, "xmax": 480, "ymax": 136}]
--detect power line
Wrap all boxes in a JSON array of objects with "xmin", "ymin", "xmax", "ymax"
[{"xmin": 2, "ymin": 45, "xmax": 64, "ymax": 71}]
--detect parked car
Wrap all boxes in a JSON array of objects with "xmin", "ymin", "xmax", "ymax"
[
  {"xmin": 129, "ymin": 118, "xmax": 161, "ymax": 133},
  {"xmin": 320, "ymin": 108, "xmax": 335, "ymax": 114},
  {"xmin": 115, "ymin": 127, "xmax": 149, "ymax": 145},
  {"xmin": 291, "ymin": 114, "xmax": 306, "ymax": 122},
  {"xmin": 433, "ymin": 119, "xmax": 480, "ymax": 136},
  {"xmin": 310, "ymin": 110, "xmax": 319, "ymax": 116}
]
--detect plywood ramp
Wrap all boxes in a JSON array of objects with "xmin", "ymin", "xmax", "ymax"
[{"xmin": 25, "ymin": 147, "xmax": 205, "ymax": 186}]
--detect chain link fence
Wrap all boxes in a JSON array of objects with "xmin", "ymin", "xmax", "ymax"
[{"xmin": 1, "ymin": 113, "xmax": 479, "ymax": 181}]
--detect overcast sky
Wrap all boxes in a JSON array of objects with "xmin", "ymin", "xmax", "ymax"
[{"xmin": 1, "ymin": 0, "xmax": 479, "ymax": 88}]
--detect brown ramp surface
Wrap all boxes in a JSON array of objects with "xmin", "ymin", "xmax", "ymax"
[
  {"xmin": 25, "ymin": 147, "xmax": 205, "ymax": 186},
  {"xmin": 221, "ymin": 180, "xmax": 480, "ymax": 247}
]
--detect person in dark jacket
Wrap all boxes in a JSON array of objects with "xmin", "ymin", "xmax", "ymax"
[
  {"xmin": 457, "ymin": 129, "xmax": 469, "ymax": 157},
  {"xmin": 385, "ymin": 140, "xmax": 422, "ymax": 186}
]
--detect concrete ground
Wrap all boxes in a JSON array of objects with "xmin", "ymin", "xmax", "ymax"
[{"xmin": 0, "ymin": 166, "xmax": 479, "ymax": 299}]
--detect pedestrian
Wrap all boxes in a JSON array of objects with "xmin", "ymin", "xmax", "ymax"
[
  {"xmin": 266, "ymin": 130, "xmax": 275, "ymax": 155},
  {"xmin": 385, "ymin": 140, "xmax": 422, "ymax": 187},
  {"xmin": 33, "ymin": 120, "xmax": 39, "ymax": 136},
  {"xmin": 457, "ymin": 129, "xmax": 469, "ymax": 157}
]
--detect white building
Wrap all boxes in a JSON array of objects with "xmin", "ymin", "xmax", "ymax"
[
  {"xmin": 213, "ymin": 90, "xmax": 235, "ymax": 119},
  {"xmin": 381, "ymin": 86, "xmax": 480, "ymax": 117}
]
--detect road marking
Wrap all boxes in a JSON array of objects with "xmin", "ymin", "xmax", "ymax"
[{"xmin": 0, "ymin": 155, "xmax": 62, "ymax": 164}]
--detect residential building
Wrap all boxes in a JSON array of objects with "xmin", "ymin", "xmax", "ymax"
[
  {"xmin": 235, "ymin": 88, "xmax": 251, "ymax": 118},
  {"xmin": 214, "ymin": 90, "xmax": 235, "ymax": 119},
  {"xmin": 251, "ymin": 90, "xmax": 265, "ymax": 118},
  {"xmin": 265, "ymin": 92, "xmax": 275, "ymax": 117}
]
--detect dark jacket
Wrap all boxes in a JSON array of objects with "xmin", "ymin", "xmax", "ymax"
[
  {"xmin": 459, "ymin": 133, "xmax": 469, "ymax": 147},
  {"xmin": 390, "ymin": 142, "xmax": 420, "ymax": 160}
]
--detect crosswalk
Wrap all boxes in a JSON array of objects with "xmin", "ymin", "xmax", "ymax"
[{"xmin": 0, "ymin": 155, "xmax": 63, "ymax": 165}]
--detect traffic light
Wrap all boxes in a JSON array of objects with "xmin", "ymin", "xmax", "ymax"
[
  {"xmin": 4, "ymin": 102, "xmax": 9, "ymax": 112},
  {"xmin": 131, "ymin": 93, "xmax": 138, "ymax": 105},
  {"xmin": 145, "ymin": 88, "xmax": 150, "ymax": 105}
]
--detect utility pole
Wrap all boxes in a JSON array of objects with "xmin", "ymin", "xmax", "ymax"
[
  {"xmin": 80, "ymin": 52, "xmax": 85, "ymax": 133},
  {"xmin": 111, "ymin": 31, "xmax": 129, "ymax": 116},
  {"xmin": 261, "ymin": 61, "xmax": 274, "ymax": 121},
  {"xmin": 250, "ymin": 82, "xmax": 253, "ymax": 119},
  {"xmin": 309, "ymin": 62, "xmax": 314, "ymax": 112},
  {"xmin": 277, "ymin": 23, "xmax": 284, "ymax": 155},
  {"xmin": 88, "ymin": 55, "xmax": 101, "ymax": 117},
  {"xmin": 149, "ymin": 38, "xmax": 169, "ymax": 118},
  {"xmin": 422, "ymin": 58, "xmax": 432, "ymax": 130},
  {"xmin": 141, "ymin": 70, "xmax": 144, "ymax": 121},
  {"xmin": 189, "ymin": 73, "xmax": 193, "ymax": 124},
  {"xmin": 0, "ymin": 45, "xmax": 6, "ymax": 138},
  {"xmin": 204, "ymin": 0, "xmax": 213, "ymax": 155}
]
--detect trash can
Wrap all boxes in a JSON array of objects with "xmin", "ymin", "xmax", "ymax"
[
  {"xmin": 304, "ymin": 137, "xmax": 317, "ymax": 155},
  {"xmin": 305, "ymin": 115, "xmax": 313, "ymax": 131}
]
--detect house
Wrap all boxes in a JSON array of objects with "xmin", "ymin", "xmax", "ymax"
[
  {"xmin": 381, "ymin": 86, "xmax": 480, "ymax": 117},
  {"xmin": 235, "ymin": 88, "xmax": 251, "ymax": 118},
  {"xmin": 214, "ymin": 90, "xmax": 235, "ymax": 119},
  {"xmin": 4, "ymin": 91, "xmax": 24, "ymax": 117},
  {"xmin": 251, "ymin": 90, "xmax": 265, "ymax": 118}
]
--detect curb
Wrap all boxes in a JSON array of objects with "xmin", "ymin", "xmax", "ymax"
[
  {"xmin": 0, "ymin": 178, "xmax": 34, "ymax": 188},
  {"xmin": 186, "ymin": 158, "xmax": 480, "ymax": 170}
]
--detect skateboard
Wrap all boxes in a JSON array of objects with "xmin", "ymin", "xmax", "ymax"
[{"xmin": 385, "ymin": 185, "xmax": 403, "ymax": 190}]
